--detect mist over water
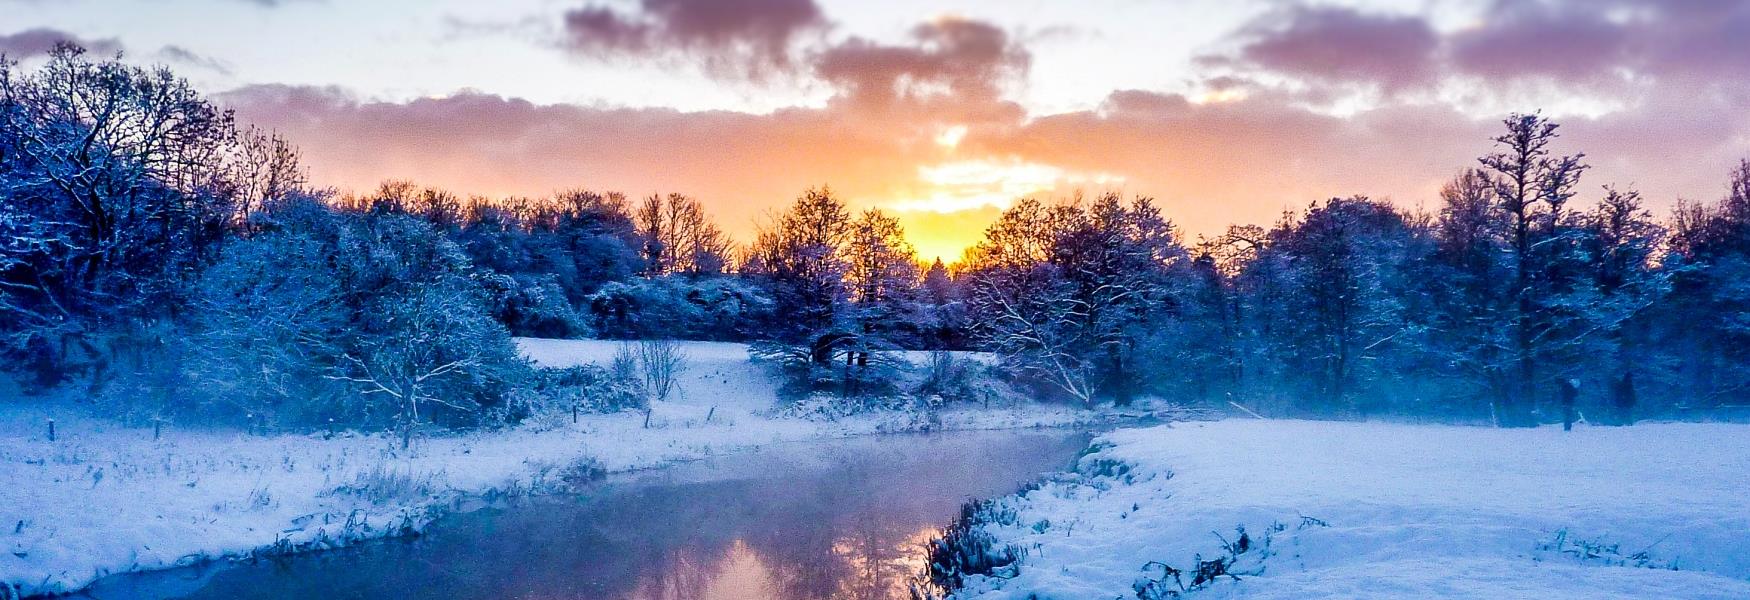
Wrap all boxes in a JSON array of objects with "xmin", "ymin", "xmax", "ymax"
[{"xmin": 89, "ymin": 430, "xmax": 1090, "ymax": 600}]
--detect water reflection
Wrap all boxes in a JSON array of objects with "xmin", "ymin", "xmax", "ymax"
[{"xmin": 87, "ymin": 431, "xmax": 1087, "ymax": 600}]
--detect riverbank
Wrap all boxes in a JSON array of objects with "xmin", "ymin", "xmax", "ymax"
[
  {"xmin": 0, "ymin": 339, "xmax": 1158, "ymax": 597},
  {"xmin": 949, "ymin": 420, "xmax": 1750, "ymax": 599}
]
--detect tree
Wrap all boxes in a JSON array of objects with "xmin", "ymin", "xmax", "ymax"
[
  {"xmin": 918, "ymin": 258, "xmax": 971, "ymax": 350},
  {"xmin": 961, "ymin": 194, "xmax": 1186, "ymax": 406},
  {"xmin": 844, "ymin": 208, "xmax": 921, "ymax": 355},
  {"xmin": 746, "ymin": 187, "xmax": 852, "ymax": 353},
  {"xmin": 1476, "ymin": 112, "xmax": 1588, "ymax": 426},
  {"xmin": 634, "ymin": 193, "xmax": 731, "ymax": 276},
  {"xmin": 331, "ymin": 213, "xmax": 527, "ymax": 446},
  {"xmin": 1660, "ymin": 160, "xmax": 1750, "ymax": 405},
  {"xmin": 0, "ymin": 45, "xmax": 297, "ymax": 387},
  {"xmin": 1428, "ymin": 169, "xmax": 1512, "ymax": 413},
  {"xmin": 185, "ymin": 194, "xmax": 345, "ymax": 426},
  {"xmin": 1247, "ymin": 197, "xmax": 1432, "ymax": 414},
  {"xmin": 1578, "ymin": 185, "xmax": 1667, "ymax": 419}
]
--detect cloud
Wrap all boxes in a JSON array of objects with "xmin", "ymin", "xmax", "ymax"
[
  {"xmin": 218, "ymin": 78, "xmax": 1750, "ymax": 254},
  {"xmin": 0, "ymin": 28, "xmax": 121, "ymax": 59},
  {"xmin": 1204, "ymin": 0, "xmax": 1750, "ymax": 99},
  {"xmin": 561, "ymin": 0, "xmax": 826, "ymax": 79},
  {"xmin": 217, "ymin": 84, "xmax": 937, "ymax": 237},
  {"xmin": 157, "ymin": 45, "xmax": 232, "ymax": 75},
  {"xmin": 1448, "ymin": 0, "xmax": 1633, "ymax": 86},
  {"xmin": 208, "ymin": 5, "xmax": 1750, "ymax": 255},
  {"xmin": 814, "ymin": 17, "xmax": 1027, "ymax": 112},
  {"xmin": 1208, "ymin": 5, "xmax": 1440, "ymax": 91}
]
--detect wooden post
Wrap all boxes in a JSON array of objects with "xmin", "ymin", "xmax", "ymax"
[
  {"xmin": 572, "ymin": 404, "xmax": 579, "ymax": 424},
  {"xmin": 706, "ymin": 406, "xmax": 716, "ymax": 423},
  {"xmin": 643, "ymin": 408, "xmax": 652, "ymax": 429},
  {"xmin": 152, "ymin": 418, "xmax": 161, "ymax": 441},
  {"xmin": 47, "ymin": 419, "xmax": 55, "ymax": 442}
]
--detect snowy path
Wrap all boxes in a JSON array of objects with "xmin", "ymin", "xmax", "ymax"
[
  {"xmin": 0, "ymin": 339, "xmax": 1101, "ymax": 597},
  {"xmin": 957, "ymin": 420, "xmax": 1750, "ymax": 599}
]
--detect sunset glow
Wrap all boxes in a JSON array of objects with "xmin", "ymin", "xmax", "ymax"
[{"xmin": 10, "ymin": 0, "xmax": 1748, "ymax": 259}]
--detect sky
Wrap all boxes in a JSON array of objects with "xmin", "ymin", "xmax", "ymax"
[{"xmin": 6, "ymin": 0, "xmax": 1750, "ymax": 261}]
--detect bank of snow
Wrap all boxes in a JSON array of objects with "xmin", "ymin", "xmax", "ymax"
[
  {"xmin": 0, "ymin": 338, "xmax": 1111, "ymax": 597},
  {"xmin": 955, "ymin": 420, "xmax": 1750, "ymax": 599}
]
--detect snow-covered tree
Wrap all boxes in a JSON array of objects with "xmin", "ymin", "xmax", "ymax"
[
  {"xmin": 1476, "ymin": 112, "xmax": 1589, "ymax": 426},
  {"xmin": 962, "ymin": 194, "xmax": 1188, "ymax": 406},
  {"xmin": 0, "ymin": 45, "xmax": 300, "ymax": 388},
  {"xmin": 634, "ymin": 193, "xmax": 732, "ymax": 276},
  {"xmin": 745, "ymin": 187, "xmax": 852, "ymax": 354}
]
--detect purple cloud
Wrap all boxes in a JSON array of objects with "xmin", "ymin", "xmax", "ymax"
[
  {"xmin": 0, "ymin": 28, "xmax": 121, "ymax": 59},
  {"xmin": 1449, "ymin": 0, "xmax": 1632, "ymax": 86},
  {"xmin": 812, "ymin": 17, "xmax": 1029, "ymax": 123},
  {"xmin": 561, "ymin": 0, "xmax": 827, "ymax": 79},
  {"xmin": 1218, "ymin": 5, "xmax": 1440, "ymax": 91}
]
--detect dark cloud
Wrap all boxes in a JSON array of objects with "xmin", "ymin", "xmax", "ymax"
[
  {"xmin": 1211, "ymin": 5, "xmax": 1439, "ymax": 91},
  {"xmin": 157, "ymin": 45, "xmax": 232, "ymax": 75},
  {"xmin": 561, "ymin": 0, "xmax": 827, "ymax": 79},
  {"xmin": 1448, "ymin": 0, "xmax": 1632, "ymax": 86},
  {"xmin": 0, "ymin": 28, "xmax": 122, "ymax": 59},
  {"xmin": 812, "ymin": 17, "xmax": 1029, "ymax": 124},
  {"xmin": 1203, "ymin": 0, "xmax": 1750, "ymax": 98}
]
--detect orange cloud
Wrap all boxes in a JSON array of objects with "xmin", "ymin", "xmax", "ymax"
[{"xmin": 216, "ymin": 6, "xmax": 1750, "ymax": 262}]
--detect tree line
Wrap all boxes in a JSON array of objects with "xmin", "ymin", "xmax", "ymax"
[{"xmin": 6, "ymin": 47, "xmax": 1749, "ymax": 432}]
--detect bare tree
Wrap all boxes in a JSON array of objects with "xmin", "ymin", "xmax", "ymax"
[
  {"xmin": 635, "ymin": 339, "xmax": 688, "ymax": 404},
  {"xmin": 635, "ymin": 193, "xmax": 732, "ymax": 276}
]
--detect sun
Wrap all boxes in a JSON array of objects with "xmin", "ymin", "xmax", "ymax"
[{"xmin": 885, "ymin": 155, "xmax": 1126, "ymax": 261}]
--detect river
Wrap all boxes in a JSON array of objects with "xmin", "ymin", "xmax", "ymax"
[{"xmin": 83, "ymin": 429, "xmax": 1089, "ymax": 600}]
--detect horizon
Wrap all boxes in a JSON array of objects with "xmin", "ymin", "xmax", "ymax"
[{"xmin": 11, "ymin": 0, "xmax": 1750, "ymax": 260}]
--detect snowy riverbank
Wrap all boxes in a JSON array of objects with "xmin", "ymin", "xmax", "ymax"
[
  {"xmin": 952, "ymin": 420, "xmax": 1750, "ymax": 599},
  {"xmin": 0, "ymin": 339, "xmax": 1131, "ymax": 597}
]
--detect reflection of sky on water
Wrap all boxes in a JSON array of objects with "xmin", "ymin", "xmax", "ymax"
[{"xmin": 92, "ymin": 430, "xmax": 1087, "ymax": 600}]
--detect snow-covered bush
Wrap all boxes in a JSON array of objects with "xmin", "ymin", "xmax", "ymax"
[
  {"xmin": 182, "ymin": 205, "xmax": 534, "ymax": 436},
  {"xmin": 587, "ymin": 275, "xmax": 773, "ymax": 340},
  {"xmin": 918, "ymin": 498, "xmax": 1025, "ymax": 595},
  {"xmin": 478, "ymin": 272, "xmax": 589, "ymax": 339},
  {"xmin": 538, "ymin": 364, "xmax": 643, "ymax": 414}
]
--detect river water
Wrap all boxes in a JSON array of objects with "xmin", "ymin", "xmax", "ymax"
[{"xmin": 85, "ymin": 429, "xmax": 1089, "ymax": 600}]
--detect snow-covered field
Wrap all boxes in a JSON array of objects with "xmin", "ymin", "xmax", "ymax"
[
  {"xmin": 0, "ymin": 339, "xmax": 1108, "ymax": 597},
  {"xmin": 955, "ymin": 420, "xmax": 1750, "ymax": 599}
]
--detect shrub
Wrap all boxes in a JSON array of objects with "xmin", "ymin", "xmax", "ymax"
[
  {"xmin": 919, "ymin": 499, "xmax": 1024, "ymax": 593},
  {"xmin": 324, "ymin": 464, "xmax": 440, "ymax": 505}
]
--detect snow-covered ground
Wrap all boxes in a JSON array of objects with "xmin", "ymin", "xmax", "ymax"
[
  {"xmin": 0, "ymin": 338, "xmax": 1111, "ymax": 597},
  {"xmin": 955, "ymin": 420, "xmax": 1750, "ymax": 599}
]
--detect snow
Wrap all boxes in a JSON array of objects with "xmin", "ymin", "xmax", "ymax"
[
  {"xmin": 956, "ymin": 420, "xmax": 1750, "ymax": 599},
  {"xmin": 0, "ymin": 338, "xmax": 1109, "ymax": 597},
  {"xmin": 515, "ymin": 337, "xmax": 782, "ymax": 412}
]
